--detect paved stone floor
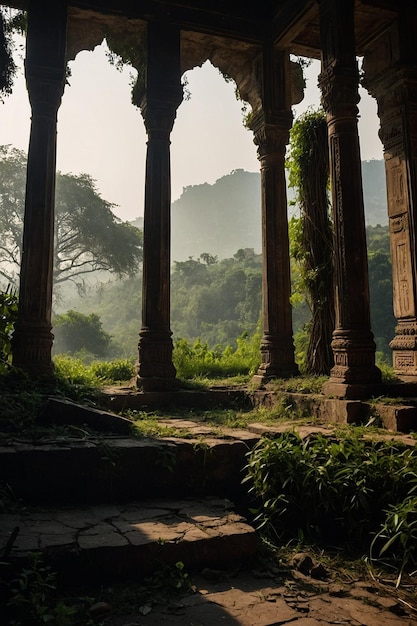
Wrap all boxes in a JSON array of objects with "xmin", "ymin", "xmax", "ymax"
[
  {"xmin": 98, "ymin": 566, "xmax": 417, "ymax": 626},
  {"xmin": 0, "ymin": 498, "xmax": 257, "ymax": 583}
]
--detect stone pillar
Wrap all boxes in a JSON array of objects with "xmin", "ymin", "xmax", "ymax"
[
  {"xmin": 12, "ymin": 0, "xmax": 67, "ymax": 375},
  {"xmin": 363, "ymin": 11, "xmax": 417, "ymax": 380},
  {"xmin": 250, "ymin": 48, "xmax": 299, "ymax": 382},
  {"xmin": 137, "ymin": 22, "xmax": 183, "ymax": 391},
  {"xmin": 318, "ymin": 0, "xmax": 381, "ymax": 398}
]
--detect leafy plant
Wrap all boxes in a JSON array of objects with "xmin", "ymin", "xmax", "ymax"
[
  {"xmin": 286, "ymin": 109, "xmax": 334, "ymax": 375},
  {"xmin": 90, "ymin": 358, "xmax": 135, "ymax": 382},
  {"xmin": 5, "ymin": 552, "xmax": 93, "ymax": 625},
  {"xmin": 370, "ymin": 494, "xmax": 417, "ymax": 585},
  {"xmin": 173, "ymin": 331, "xmax": 260, "ymax": 380},
  {"xmin": 0, "ymin": 285, "xmax": 18, "ymax": 372},
  {"xmin": 245, "ymin": 430, "xmax": 417, "ymax": 554}
]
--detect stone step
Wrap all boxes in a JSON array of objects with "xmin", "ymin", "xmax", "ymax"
[
  {"xmin": 0, "ymin": 497, "xmax": 257, "ymax": 584},
  {"xmin": 0, "ymin": 412, "xmax": 260, "ymax": 504},
  {"xmin": 0, "ymin": 430, "xmax": 259, "ymax": 504}
]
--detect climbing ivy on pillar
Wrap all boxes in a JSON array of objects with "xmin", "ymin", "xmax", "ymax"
[
  {"xmin": 286, "ymin": 109, "xmax": 334, "ymax": 375},
  {"xmin": 137, "ymin": 22, "xmax": 183, "ymax": 391},
  {"xmin": 12, "ymin": 0, "xmax": 67, "ymax": 375},
  {"xmin": 318, "ymin": 0, "xmax": 381, "ymax": 398}
]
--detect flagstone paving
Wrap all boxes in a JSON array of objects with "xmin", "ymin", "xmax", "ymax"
[{"xmin": 95, "ymin": 563, "xmax": 417, "ymax": 625}]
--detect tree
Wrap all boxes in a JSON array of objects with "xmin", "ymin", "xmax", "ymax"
[
  {"xmin": 0, "ymin": 146, "xmax": 143, "ymax": 292},
  {"xmin": 0, "ymin": 284, "xmax": 18, "ymax": 371},
  {"xmin": 286, "ymin": 109, "xmax": 334, "ymax": 375},
  {"xmin": 366, "ymin": 225, "xmax": 396, "ymax": 358},
  {"xmin": 52, "ymin": 310, "xmax": 111, "ymax": 357}
]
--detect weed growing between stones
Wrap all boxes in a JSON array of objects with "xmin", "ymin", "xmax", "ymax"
[{"xmin": 2, "ymin": 552, "xmax": 95, "ymax": 626}]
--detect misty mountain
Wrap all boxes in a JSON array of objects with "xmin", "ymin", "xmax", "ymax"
[
  {"xmin": 166, "ymin": 161, "xmax": 387, "ymax": 262},
  {"xmin": 171, "ymin": 169, "xmax": 262, "ymax": 262}
]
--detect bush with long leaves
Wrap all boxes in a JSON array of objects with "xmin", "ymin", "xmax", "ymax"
[{"xmin": 245, "ymin": 431, "xmax": 417, "ymax": 576}]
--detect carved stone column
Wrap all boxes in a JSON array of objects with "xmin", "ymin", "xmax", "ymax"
[
  {"xmin": 363, "ymin": 14, "xmax": 417, "ymax": 380},
  {"xmin": 12, "ymin": 0, "xmax": 67, "ymax": 375},
  {"xmin": 249, "ymin": 48, "xmax": 298, "ymax": 382},
  {"xmin": 137, "ymin": 22, "xmax": 183, "ymax": 391},
  {"xmin": 318, "ymin": 0, "xmax": 381, "ymax": 398}
]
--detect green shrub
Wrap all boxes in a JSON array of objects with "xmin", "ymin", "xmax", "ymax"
[
  {"xmin": 53, "ymin": 355, "xmax": 136, "ymax": 387},
  {"xmin": 53, "ymin": 355, "xmax": 100, "ymax": 387},
  {"xmin": 371, "ymin": 494, "xmax": 417, "ymax": 584},
  {"xmin": 245, "ymin": 431, "xmax": 417, "ymax": 555},
  {"xmin": 173, "ymin": 331, "xmax": 260, "ymax": 380},
  {"xmin": 91, "ymin": 358, "xmax": 135, "ymax": 382},
  {"xmin": 0, "ymin": 286, "xmax": 18, "ymax": 372}
]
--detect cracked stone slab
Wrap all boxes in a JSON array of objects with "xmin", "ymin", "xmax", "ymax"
[{"xmin": 0, "ymin": 497, "xmax": 256, "ymax": 581}]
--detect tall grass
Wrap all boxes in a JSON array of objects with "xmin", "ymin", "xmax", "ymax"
[
  {"xmin": 53, "ymin": 356, "xmax": 135, "ymax": 385},
  {"xmin": 173, "ymin": 332, "xmax": 260, "ymax": 380}
]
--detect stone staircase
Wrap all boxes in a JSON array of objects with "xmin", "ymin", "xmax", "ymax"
[
  {"xmin": 3, "ymin": 386, "xmax": 417, "ymax": 585},
  {"xmin": 0, "ymin": 398, "xmax": 261, "ymax": 583}
]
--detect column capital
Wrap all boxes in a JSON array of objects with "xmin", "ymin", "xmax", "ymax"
[
  {"xmin": 25, "ymin": 65, "xmax": 66, "ymax": 117},
  {"xmin": 249, "ymin": 110, "xmax": 292, "ymax": 160},
  {"xmin": 140, "ymin": 90, "xmax": 183, "ymax": 135},
  {"xmin": 318, "ymin": 64, "xmax": 360, "ymax": 118}
]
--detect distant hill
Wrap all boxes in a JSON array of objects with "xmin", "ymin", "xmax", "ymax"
[
  {"xmin": 361, "ymin": 159, "xmax": 388, "ymax": 226},
  {"xmin": 171, "ymin": 169, "xmax": 262, "ymax": 261},
  {"xmin": 130, "ymin": 161, "xmax": 387, "ymax": 262}
]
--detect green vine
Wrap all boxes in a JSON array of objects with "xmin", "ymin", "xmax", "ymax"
[{"xmin": 286, "ymin": 108, "xmax": 334, "ymax": 375}]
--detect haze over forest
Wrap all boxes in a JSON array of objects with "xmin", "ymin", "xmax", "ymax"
[
  {"xmin": 131, "ymin": 159, "xmax": 387, "ymax": 262},
  {"xmin": 55, "ymin": 159, "xmax": 394, "ymax": 361}
]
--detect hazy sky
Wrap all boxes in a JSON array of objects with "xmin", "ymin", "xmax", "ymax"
[{"xmin": 0, "ymin": 40, "xmax": 383, "ymax": 222}]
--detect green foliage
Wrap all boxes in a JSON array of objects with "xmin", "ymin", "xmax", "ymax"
[
  {"xmin": 0, "ymin": 8, "xmax": 19, "ymax": 100},
  {"xmin": 173, "ymin": 331, "xmax": 260, "ymax": 380},
  {"xmin": 0, "ymin": 146, "xmax": 142, "ymax": 290},
  {"xmin": 286, "ymin": 108, "xmax": 334, "ymax": 375},
  {"xmin": 90, "ymin": 358, "xmax": 135, "ymax": 382},
  {"xmin": 53, "ymin": 355, "xmax": 103, "ymax": 387},
  {"xmin": 245, "ymin": 431, "xmax": 417, "ymax": 570},
  {"xmin": 366, "ymin": 225, "xmax": 395, "ymax": 358},
  {"xmin": 171, "ymin": 249, "xmax": 262, "ymax": 348},
  {"xmin": 0, "ymin": 285, "xmax": 18, "ymax": 372},
  {"xmin": 53, "ymin": 355, "xmax": 134, "ymax": 385},
  {"xmin": 5, "ymin": 552, "xmax": 94, "ymax": 626},
  {"xmin": 371, "ymin": 495, "xmax": 417, "ymax": 585},
  {"xmin": 53, "ymin": 310, "xmax": 111, "ymax": 358}
]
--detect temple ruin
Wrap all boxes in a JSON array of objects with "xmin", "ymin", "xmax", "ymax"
[{"xmin": 6, "ymin": 0, "xmax": 417, "ymax": 399}]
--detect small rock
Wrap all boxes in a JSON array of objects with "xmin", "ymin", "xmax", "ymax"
[
  {"xmin": 310, "ymin": 563, "xmax": 329, "ymax": 579},
  {"xmin": 89, "ymin": 601, "xmax": 112, "ymax": 617},
  {"xmin": 328, "ymin": 583, "xmax": 349, "ymax": 597},
  {"xmin": 290, "ymin": 552, "xmax": 315, "ymax": 575},
  {"xmin": 201, "ymin": 567, "xmax": 226, "ymax": 581}
]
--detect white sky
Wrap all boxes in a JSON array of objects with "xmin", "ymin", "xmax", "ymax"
[{"xmin": 0, "ymin": 40, "xmax": 383, "ymax": 222}]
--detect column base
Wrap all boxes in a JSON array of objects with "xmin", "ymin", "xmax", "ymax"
[
  {"xmin": 137, "ymin": 329, "xmax": 177, "ymax": 390},
  {"xmin": 12, "ymin": 322, "xmax": 54, "ymax": 376},
  {"xmin": 390, "ymin": 327, "xmax": 417, "ymax": 378},
  {"xmin": 321, "ymin": 329, "xmax": 382, "ymax": 398},
  {"xmin": 253, "ymin": 335, "xmax": 299, "ymax": 384},
  {"xmin": 137, "ymin": 376, "xmax": 180, "ymax": 392},
  {"xmin": 322, "ymin": 380, "xmax": 383, "ymax": 400},
  {"xmin": 252, "ymin": 364, "xmax": 300, "ymax": 387}
]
